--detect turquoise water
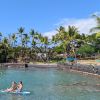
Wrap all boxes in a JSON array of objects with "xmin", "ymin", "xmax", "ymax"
[{"xmin": 0, "ymin": 67, "xmax": 100, "ymax": 100}]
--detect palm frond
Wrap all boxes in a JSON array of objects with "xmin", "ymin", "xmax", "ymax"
[{"xmin": 90, "ymin": 26, "xmax": 100, "ymax": 32}]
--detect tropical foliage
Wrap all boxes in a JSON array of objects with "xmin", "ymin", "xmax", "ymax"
[{"xmin": 0, "ymin": 15, "xmax": 100, "ymax": 63}]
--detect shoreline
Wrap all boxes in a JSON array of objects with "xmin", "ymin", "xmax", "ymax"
[
  {"xmin": 0, "ymin": 63, "xmax": 58, "ymax": 68},
  {"xmin": 68, "ymin": 69, "xmax": 100, "ymax": 78},
  {"xmin": 57, "ymin": 62, "xmax": 100, "ymax": 78},
  {"xmin": 77, "ymin": 60, "xmax": 100, "ymax": 66},
  {"xmin": 0, "ymin": 62, "xmax": 100, "ymax": 78}
]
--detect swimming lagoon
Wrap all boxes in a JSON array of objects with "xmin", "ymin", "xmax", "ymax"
[{"xmin": 0, "ymin": 67, "xmax": 100, "ymax": 100}]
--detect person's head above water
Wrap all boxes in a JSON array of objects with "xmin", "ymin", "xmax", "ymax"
[
  {"xmin": 19, "ymin": 81, "xmax": 23, "ymax": 84},
  {"xmin": 12, "ymin": 81, "xmax": 17, "ymax": 84},
  {"xmin": 11, "ymin": 81, "xmax": 17, "ymax": 90}
]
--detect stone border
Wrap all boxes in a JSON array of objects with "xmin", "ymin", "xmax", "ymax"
[
  {"xmin": 57, "ymin": 63, "xmax": 100, "ymax": 77},
  {"xmin": 0, "ymin": 63, "xmax": 57, "ymax": 68}
]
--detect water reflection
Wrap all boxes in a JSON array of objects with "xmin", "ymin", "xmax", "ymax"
[
  {"xmin": 55, "ymin": 81, "xmax": 100, "ymax": 92},
  {"xmin": 0, "ymin": 67, "xmax": 7, "ymax": 78},
  {"xmin": 10, "ymin": 94, "xmax": 24, "ymax": 100}
]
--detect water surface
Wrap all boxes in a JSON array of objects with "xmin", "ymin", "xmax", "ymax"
[{"xmin": 0, "ymin": 67, "xmax": 100, "ymax": 100}]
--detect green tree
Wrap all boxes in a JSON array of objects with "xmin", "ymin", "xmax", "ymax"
[
  {"xmin": 90, "ymin": 14, "xmax": 100, "ymax": 32},
  {"xmin": 18, "ymin": 27, "xmax": 24, "ymax": 62},
  {"xmin": 1, "ymin": 37, "xmax": 9, "ymax": 62},
  {"xmin": 77, "ymin": 44, "xmax": 95, "ymax": 57},
  {"xmin": 11, "ymin": 33, "xmax": 17, "ymax": 47},
  {"xmin": 0, "ymin": 32, "xmax": 2, "ymax": 43},
  {"xmin": 11, "ymin": 33, "xmax": 17, "ymax": 62},
  {"xmin": 22, "ymin": 33, "xmax": 30, "ymax": 62}
]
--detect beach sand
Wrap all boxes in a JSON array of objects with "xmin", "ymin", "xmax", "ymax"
[{"xmin": 77, "ymin": 60, "xmax": 100, "ymax": 66}]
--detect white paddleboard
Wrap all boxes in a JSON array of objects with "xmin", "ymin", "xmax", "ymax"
[{"xmin": 0, "ymin": 90, "xmax": 30, "ymax": 95}]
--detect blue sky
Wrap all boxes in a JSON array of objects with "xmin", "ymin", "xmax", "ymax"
[{"xmin": 0, "ymin": 0, "xmax": 100, "ymax": 36}]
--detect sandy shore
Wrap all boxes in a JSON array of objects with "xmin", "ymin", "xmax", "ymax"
[
  {"xmin": 0, "ymin": 60, "xmax": 99, "ymax": 67},
  {"xmin": 77, "ymin": 60, "xmax": 100, "ymax": 66}
]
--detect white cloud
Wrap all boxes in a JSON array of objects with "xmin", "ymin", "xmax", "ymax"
[
  {"xmin": 43, "ymin": 30, "xmax": 57, "ymax": 39},
  {"xmin": 92, "ymin": 11, "xmax": 100, "ymax": 16},
  {"xmin": 60, "ymin": 18, "xmax": 97, "ymax": 34},
  {"xmin": 43, "ymin": 17, "xmax": 97, "ymax": 38}
]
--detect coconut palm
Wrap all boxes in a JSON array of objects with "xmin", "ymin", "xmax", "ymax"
[
  {"xmin": 11, "ymin": 33, "xmax": 17, "ymax": 62},
  {"xmin": 39, "ymin": 36, "xmax": 49, "ymax": 62},
  {"xmin": 56, "ymin": 26, "xmax": 66, "ymax": 41},
  {"xmin": 11, "ymin": 33, "xmax": 17, "ymax": 47},
  {"xmin": 23, "ymin": 33, "xmax": 30, "ymax": 48},
  {"xmin": 43, "ymin": 36, "xmax": 48, "ymax": 51},
  {"xmin": 30, "ymin": 29, "xmax": 36, "ymax": 52},
  {"xmin": 90, "ymin": 14, "xmax": 100, "ymax": 32},
  {"xmin": 30, "ymin": 30, "xmax": 41, "ymax": 61},
  {"xmin": 56, "ymin": 25, "xmax": 79, "ymax": 62},
  {"xmin": 56, "ymin": 26, "xmax": 79, "ymax": 53},
  {"xmin": 2, "ymin": 37, "xmax": 9, "ymax": 62},
  {"xmin": 18, "ymin": 27, "xmax": 24, "ymax": 46},
  {"xmin": 67, "ymin": 26, "xmax": 78, "ymax": 40},
  {"xmin": 52, "ymin": 35, "xmax": 58, "ymax": 47},
  {"xmin": 90, "ymin": 14, "xmax": 100, "ymax": 52},
  {"xmin": 67, "ymin": 26, "xmax": 79, "ymax": 60},
  {"xmin": 30, "ymin": 29, "xmax": 35, "ymax": 38},
  {"xmin": 18, "ymin": 27, "xmax": 24, "ymax": 62},
  {"xmin": 0, "ymin": 32, "xmax": 2, "ymax": 43},
  {"xmin": 22, "ymin": 33, "xmax": 30, "ymax": 62}
]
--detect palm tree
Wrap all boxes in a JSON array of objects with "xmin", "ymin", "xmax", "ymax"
[
  {"xmin": 90, "ymin": 13, "xmax": 100, "ymax": 51},
  {"xmin": 43, "ymin": 36, "xmax": 48, "ymax": 54},
  {"xmin": 56, "ymin": 26, "xmax": 66, "ymax": 41},
  {"xmin": 52, "ymin": 35, "xmax": 57, "ymax": 47},
  {"xmin": 18, "ymin": 27, "xmax": 24, "ymax": 46},
  {"xmin": 90, "ymin": 14, "xmax": 100, "ymax": 32},
  {"xmin": 67, "ymin": 26, "xmax": 78, "ymax": 40},
  {"xmin": 30, "ymin": 29, "xmax": 37, "ymax": 49},
  {"xmin": 11, "ymin": 33, "xmax": 17, "ymax": 62},
  {"xmin": 30, "ymin": 29, "xmax": 35, "ymax": 38},
  {"xmin": 18, "ymin": 27, "xmax": 24, "ymax": 62},
  {"xmin": 56, "ymin": 25, "xmax": 79, "ymax": 53},
  {"xmin": 23, "ymin": 33, "xmax": 29, "ymax": 48},
  {"xmin": 11, "ymin": 33, "xmax": 17, "ymax": 47},
  {"xmin": 38, "ymin": 36, "xmax": 49, "ymax": 62},
  {"xmin": 0, "ymin": 32, "xmax": 2, "ymax": 43},
  {"xmin": 67, "ymin": 26, "xmax": 79, "ymax": 61},
  {"xmin": 56, "ymin": 26, "xmax": 67, "ymax": 52},
  {"xmin": 2, "ymin": 37, "xmax": 9, "ymax": 62},
  {"xmin": 30, "ymin": 30, "xmax": 39, "ymax": 61},
  {"xmin": 23, "ymin": 33, "xmax": 30, "ymax": 62}
]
